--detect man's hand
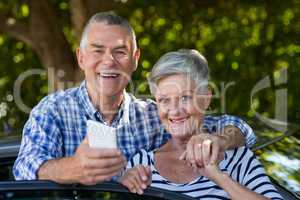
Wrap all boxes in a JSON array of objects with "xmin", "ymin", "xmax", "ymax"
[
  {"xmin": 72, "ymin": 137, "xmax": 127, "ymax": 185},
  {"xmin": 119, "ymin": 165, "xmax": 151, "ymax": 195},
  {"xmin": 180, "ymin": 133, "xmax": 226, "ymax": 168},
  {"xmin": 38, "ymin": 137, "xmax": 127, "ymax": 185}
]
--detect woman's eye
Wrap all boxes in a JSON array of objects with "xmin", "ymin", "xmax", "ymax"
[
  {"xmin": 181, "ymin": 95, "xmax": 192, "ymax": 102},
  {"xmin": 158, "ymin": 98, "xmax": 169, "ymax": 105}
]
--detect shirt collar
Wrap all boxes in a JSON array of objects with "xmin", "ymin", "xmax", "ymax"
[
  {"xmin": 78, "ymin": 81, "xmax": 131, "ymax": 126},
  {"xmin": 78, "ymin": 81, "xmax": 98, "ymax": 121},
  {"xmin": 108, "ymin": 89, "xmax": 131, "ymax": 127},
  {"xmin": 121, "ymin": 92, "xmax": 131, "ymax": 125}
]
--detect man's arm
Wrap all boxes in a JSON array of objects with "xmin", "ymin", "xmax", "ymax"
[
  {"xmin": 13, "ymin": 112, "xmax": 62, "ymax": 180},
  {"xmin": 217, "ymin": 125, "xmax": 245, "ymax": 150},
  {"xmin": 13, "ymin": 108, "xmax": 125, "ymax": 184},
  {"xmin": 216, "ymin": 114, "xmax": 256, "ymax": 147}
]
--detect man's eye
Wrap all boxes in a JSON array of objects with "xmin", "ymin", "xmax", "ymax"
[
  {"xmin": 114, "ymin": 50, "xmax": 127, "ymax": 56},
  {"xmin": 94, "ymin": 49, "xmax": 104, "ymax": 54}
]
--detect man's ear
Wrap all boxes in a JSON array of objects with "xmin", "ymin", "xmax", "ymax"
[
  {"xmin": 133, "ymin": 48, "xmax": 140, "ymax": 71},
  {"xmin": 76, "ymin": 47, "xmax": 84, "ymax": 70}
]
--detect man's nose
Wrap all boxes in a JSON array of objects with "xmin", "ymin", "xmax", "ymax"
[{"xmin": 102, "ymin": 51, "xmax": 115, "ymax": 66}]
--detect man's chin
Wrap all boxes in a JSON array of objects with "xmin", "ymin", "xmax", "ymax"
[{"xmin": 96, "ymin": 89, "xmax": 124, "ymax": 97}]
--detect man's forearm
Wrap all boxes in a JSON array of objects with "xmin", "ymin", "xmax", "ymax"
[
  {"xmin": 218, "ymin": 125, "xmax": 245, "ymax": 150},
  {"xmin": 38, "ymin": 156, "xmax": 78, "ymax": 184}
]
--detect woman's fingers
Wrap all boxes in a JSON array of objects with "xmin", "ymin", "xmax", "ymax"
[
  {"xmin": 179, "ymin": 150, "xmax": 187, "ymax": 161},
  {"xmin": 202, "ymin": 139, "xmax": 212, "ymax": 166},
  {"xmin": 119, "ymin": 165, "xmax": 151, "ymax": 195},
  {"xmin": 210, "ymin": 140, "xmax": 220, "ymax": 164},
  {"xmin": 194, "ymin": 142, "xmax": 203, "ymax": 167}
]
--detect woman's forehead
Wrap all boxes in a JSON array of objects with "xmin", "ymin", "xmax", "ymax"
[{"xmin": 156, "ymin": 76, "xmax": 196, "ymax": 96}]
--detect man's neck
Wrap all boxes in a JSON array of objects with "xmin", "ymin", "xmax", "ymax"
[{"xmin": 87, "ymin": 87, "xmax": 124, "ymax": 125}]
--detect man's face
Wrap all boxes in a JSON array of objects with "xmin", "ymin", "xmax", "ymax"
[{"xmin": 77, "ymin": 22, "xmax": 140, "ymax": 98}]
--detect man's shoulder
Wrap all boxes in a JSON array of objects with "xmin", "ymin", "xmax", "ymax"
[
  {"xmin": 31, "ymin": 86, "xmax": 80, "ymax": 114},
  {"xmin": 204, "ymin": 114, "xmax": 230, "ymax": 122},
  {"xmin": 128, "ymin": 94, "xmax": 158, "ymax": 112}
]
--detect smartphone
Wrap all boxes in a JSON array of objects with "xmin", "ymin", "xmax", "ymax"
[{"xmin": 86, "ymin": 120, "xmax": 117, "ymax": 148}]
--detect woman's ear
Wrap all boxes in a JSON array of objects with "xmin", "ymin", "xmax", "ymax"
[{"xmin": 203, "ymin": 87, "xmax": 212, "ymax": 110}]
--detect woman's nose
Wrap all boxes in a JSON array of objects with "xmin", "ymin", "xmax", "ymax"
[{"xmin": 168, "ymin": 99, "xmax": 181, "ymax": 115}]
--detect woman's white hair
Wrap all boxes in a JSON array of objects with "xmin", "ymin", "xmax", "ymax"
[{"xmin": 148, "ymin": 49, "xmax": 209, "ymax": 95}]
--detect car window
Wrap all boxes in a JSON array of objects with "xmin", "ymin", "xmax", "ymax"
[
  {"xmin": 1, "ymin": 190, "xmax": 170, "ymax": 200},
  {"xmin": 0, "ymin": 181, "xmax": 195, "ymax": 200}
]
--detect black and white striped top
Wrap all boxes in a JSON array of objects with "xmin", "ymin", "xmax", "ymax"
[{"xmin": 127, "ymin": 147, "xmax": 283, "ymax": 200}]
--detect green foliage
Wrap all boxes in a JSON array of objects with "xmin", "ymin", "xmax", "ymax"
[{"xmin": 0, "ymin": 35, "xmax": 47, "ymax": 132}]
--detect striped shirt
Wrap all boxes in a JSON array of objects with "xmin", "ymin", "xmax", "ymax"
[
  {"xmin": 13, "ymin": 81, "xmax": 256, "ymax": 180},
  {"xmin": 127, "ymin": 148, "xmax": 283, "ymax": 200}
]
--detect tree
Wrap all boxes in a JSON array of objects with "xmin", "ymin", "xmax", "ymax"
[{"xmin": 0, "ymin": 0, "xmax": 299, "ymax": 191}]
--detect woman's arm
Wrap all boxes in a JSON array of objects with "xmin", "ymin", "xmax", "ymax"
[
  {"xmin": 196, "ymin": 142, "xmax": 283, "ymax": 200},
  {"xmin": 212, "ymin": 172, "xmax": 270, "ymax": 200}
]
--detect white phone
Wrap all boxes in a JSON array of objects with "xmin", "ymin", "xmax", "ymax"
[{"xmin": 86, "ymin": 120, "xmax": 117, "ymax": 148}]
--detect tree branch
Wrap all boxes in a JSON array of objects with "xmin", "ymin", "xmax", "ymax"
[
  {"xmin": 28, "ymin": 0, "xmax": 79, "ymax": 82},
  {"xmin": 0, "ymin": 13, "xmax": 35, "ymax": 48},
  {"xmin": 70, "ymin": 0, "xmax": 89, "ymax": 43}
]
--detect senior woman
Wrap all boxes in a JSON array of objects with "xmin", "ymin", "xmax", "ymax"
[{"xmin": 118, "ymin": 49, "xmax": 283, "ymax": 200}]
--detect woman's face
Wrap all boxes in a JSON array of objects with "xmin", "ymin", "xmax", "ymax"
[{"xmin": 155, "ymin": 74, "xmax": 211, "ymax": 139}]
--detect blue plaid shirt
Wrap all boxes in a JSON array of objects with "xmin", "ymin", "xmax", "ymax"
[{"xmin": 13, "ymin": 81, "xmax": 256, "ymax": 180}]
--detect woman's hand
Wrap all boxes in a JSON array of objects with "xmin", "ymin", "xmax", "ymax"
[
  {"xmin": 180, "ymin": 137, "xmax": 225, "ymax": 182},
  {"xmin": 180, "ymin": 133, "xmax": 225, "ymax": 168},
  {"xmin": 118, "ymin": 165, "xmax": 152, "ymax": 195},
  {"xmin": 192, "ymin": 139, "xmax": 224, "ymax": 181},
  {"xmin": 196, "ymin": 140, "xmax": 222, "ymax": 182}
]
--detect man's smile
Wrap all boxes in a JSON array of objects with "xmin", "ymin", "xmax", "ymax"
[{"xmin": 98, "ymin": 72, "xmax": 120, "ymax": 78}]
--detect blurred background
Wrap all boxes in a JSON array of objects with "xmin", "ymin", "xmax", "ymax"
[{"xmin": 0, "ymin": 0, "xmax": 299, "ymax": 193}]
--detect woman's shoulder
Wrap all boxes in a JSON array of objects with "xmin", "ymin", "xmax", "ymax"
[
  {"xmin": 138, "ymin": 149, "xmax": 154, "ymax": 157},
  {"xmin": 225, "ymin": 146, "xmax": 254, "ymax": 159},
  {"xmin": 130, "ymin": 149, "xmax": 154, "ymax": 165},
  {"xmin": 221, "ymin": 146, "xmax": 256, "ymax": 168}
]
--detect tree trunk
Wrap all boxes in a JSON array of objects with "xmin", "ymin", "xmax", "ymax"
[
  {"xmin": 28, "ymin": 0, "xmax": 83, "ymax": 92},
  {"xmin": 0, "ymin": 0, "xmax": 120, "ymax": 91}
]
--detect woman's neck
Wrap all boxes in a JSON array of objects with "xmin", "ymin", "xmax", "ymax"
[{"xmin": 160, "ymin": 136, "xmax": 192, "ymax": 155}]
